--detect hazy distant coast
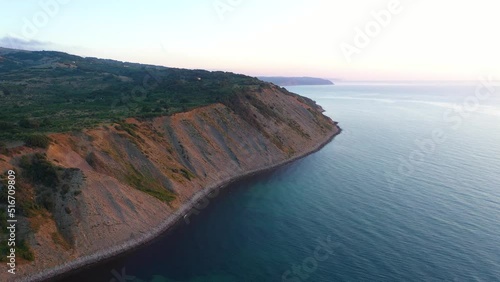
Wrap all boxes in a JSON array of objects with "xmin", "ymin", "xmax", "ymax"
[{"xmin": 258, "ymin": 76, "xmax": 334, "ymax": 86}]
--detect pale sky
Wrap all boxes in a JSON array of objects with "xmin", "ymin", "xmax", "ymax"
[{"xmin": 1, "ymin": 0, "xmax": 499, "ymax": 81}]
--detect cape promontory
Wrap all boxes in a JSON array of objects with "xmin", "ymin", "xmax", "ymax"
[{"xmin": 0, "ymin": 49, "xmax": 339, "ymax": 281}]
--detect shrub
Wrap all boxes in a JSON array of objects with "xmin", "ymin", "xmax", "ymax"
[
  {"xmin": 19, "ymin": 118, "xmax": 40, "ymax": 129},
  {"xmin": 17, "ymin": 240, "xmax": 35, "ymax": 261},
  {"xmin": 24, "ymin": 134, "xmax": 51, "ymax": 149},
  {"xmin": 41, "ymin": 118, "xmax": 52, "ymax": 127},
  {"xmin": 0, "ymin": 121, "xmax": 15, "ymax": 130},
  {"xmin": 1, "ymin": 238, "xmax": 35, "ymax": 262},
  {"xmin": 20, "ymin": 153, "xmax": 59, "ymax": 188}
]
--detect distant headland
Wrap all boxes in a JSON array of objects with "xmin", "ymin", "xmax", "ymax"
[{"xmin": 258, "ymin": 76, "xmax": 334, "ymax": 86}]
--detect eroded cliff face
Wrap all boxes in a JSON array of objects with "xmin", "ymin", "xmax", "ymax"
[{"xmin": 0, "ymin": 85, "xmax": 339, "ymax": 281}]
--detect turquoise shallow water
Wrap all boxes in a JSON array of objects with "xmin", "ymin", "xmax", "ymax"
[{"xmin": 60, "ymin": 83, "xmax": 500, "ymax": 282}]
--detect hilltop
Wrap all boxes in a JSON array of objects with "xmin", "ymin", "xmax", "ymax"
[{"xmin": 0, "ymin": 48, "xmax": 267, "ymax": 141}]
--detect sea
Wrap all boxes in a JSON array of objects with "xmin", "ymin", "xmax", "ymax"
[{"xmin": 59, "ymin": 82, "xmax": 500, "ymax": 282}]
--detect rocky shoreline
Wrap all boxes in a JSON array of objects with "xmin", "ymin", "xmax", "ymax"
[{"xmin": 19, "ymin": 125, "xmax": 341, "ymax": 282}]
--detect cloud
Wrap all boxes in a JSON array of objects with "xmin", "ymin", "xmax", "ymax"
[{"xmin": 0, "ymin": 36, "xmax": 52, "ymax": 51}]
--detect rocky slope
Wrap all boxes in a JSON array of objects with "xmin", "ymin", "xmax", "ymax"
[{"xmin": 0, "ymin": 84, "xmax": 339, "ymax": 281}]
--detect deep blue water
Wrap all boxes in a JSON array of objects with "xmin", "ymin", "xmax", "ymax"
[{"xmin": 60, "ymin": 83, "xmax": 500, "ymax": 282}]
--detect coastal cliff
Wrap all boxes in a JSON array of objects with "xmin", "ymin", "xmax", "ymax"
[{"xmin": 0, "ymin": 83, "xmax": 339, "ymax": 281}]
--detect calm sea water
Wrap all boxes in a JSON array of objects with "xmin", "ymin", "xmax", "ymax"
[{"xmin": 59, "ymin": 83, "xmax": 500, "ymax": 282}]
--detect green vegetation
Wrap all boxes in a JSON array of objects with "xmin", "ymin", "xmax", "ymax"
[
  {"xmin": 24, "ymin": 134, "xmax": 51, "ymax": 149},
  {"xmin": 0, "ymin": 182, "xmax": 35, "ymax": 262},
  {"xmin": 16, "ymin": 239, "xmax": 35, "ymax": 261},
  {"xmin": 17, "ymin": 153, "xmax": 62, "ymax": 215},
  {"xmin": 0, "ymin": 170, "xmax": 37, "ymax": 218},
  {"xmin": 115, "ymin": 121, "xmax": 143, "ymax": 142},
  {"xmin": 0, "ymin": 49, "xmax": 266, "ymax": 141},
  {"xmin": 0, "ymin": 238, "xmax": 35, "ymax": 262},
  {"xmin": 20, "ymin": 153, "xmax": 59, "ymax": 188},
  {"xmin": 124, "ymin": 164, "xmax": 176, "ymax": 203},
  {"xmin": 180, "ymin": 168, "xmax": 195, "ymax": 181}
]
